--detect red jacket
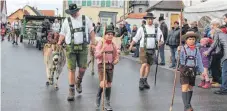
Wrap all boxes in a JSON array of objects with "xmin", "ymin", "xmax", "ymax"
[
  {"xmin": 1, "ymin": 28, "xmax": 6, "ymax": 36},
  {"xmin": 221, "ymin": 27, "xmax": 227, "ymax": 34}
]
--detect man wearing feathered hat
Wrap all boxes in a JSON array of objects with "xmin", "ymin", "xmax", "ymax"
[
  {"xmin": 57, "ymin": 3, "xmax": 96, "ymax": 101},
  {"xmin": 129, "ymin": 13, "xmax": 164, "ymax": 90}
]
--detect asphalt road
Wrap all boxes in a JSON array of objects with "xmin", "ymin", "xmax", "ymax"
[{"xmin": 1, "ymin": 40, "xmax": 227, "ymax": 111}]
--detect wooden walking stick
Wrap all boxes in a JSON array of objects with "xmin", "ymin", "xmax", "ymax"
[
  {"xmin": 169, "ymin": 1, "xmax": 183, "ymax": 111},
  {"xmin": 154, "ymin": 35, "xmax": 162, "ymax": 86},
  {"xmin": 101, "ymin": 25, "xmax": 106, "ymax": 111},
  {"xmin": 91, "ymin": 51, "xmax": 95, "ymax": 75}
]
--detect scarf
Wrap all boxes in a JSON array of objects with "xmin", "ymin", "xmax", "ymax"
[
  {"xmin": 188, "ymin": 45, "xmax": 196, "ymax": 50},
  {"xmin": 105, "ymin": 40, "xmax": 112, "ymax": 44}
]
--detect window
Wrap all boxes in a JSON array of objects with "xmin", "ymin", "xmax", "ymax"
[
  {"xmin": 92, "ymin": 1, "xmax": 100, "ymax": 6},
  {"xmin": 139, "ymin": 8, "xmax": 142, "ymax": 12},
  {"xmin": 72, "ymin": 0, "xmax": 82, "ymax": 6},
  {"xmin": 118, "ymin": 1, "xmax": 124, "ymax": 7},
  {"xmin": 111, "ymin": 1, "xmax": 119, "ymax": 7},
  {"xmin": 160, "ymin": 13, "xmax": 164, "ymax": 17}
]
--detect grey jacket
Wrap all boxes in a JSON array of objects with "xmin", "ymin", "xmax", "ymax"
[
  {"xmin": 166, "ymin": 27, "xmax": 180, "ymax": 46},
  {"xmin": 207, "ymin": 30, "xmax": 227, "ymax": 64}
]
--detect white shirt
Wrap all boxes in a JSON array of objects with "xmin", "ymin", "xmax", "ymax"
[
  {"xmin": 133, "ymin": 24, "xmax": 164, "ymax": 49},
  {"xmin": 11, "ymin": 21, "xmax": 21, "ymax": 30},
  {"xmin": 60, "ymin": 15, "xmax": 94, "ymax": 44},
  {"xmin": 52, "ymin": 23, "xmax": 60, "ymax": 32}
]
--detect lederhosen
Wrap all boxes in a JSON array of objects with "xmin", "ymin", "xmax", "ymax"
[
  {"xmin": 66, "ymin": 15, "xmax": 88, "ymax": 53},
  {"xmin": 14, "ymin": 22, "xmax": 20, "ymax": 36},
  {"xmin": 98, "ymin": 42, "xmax": 115, "ymax": 82},
  {"xmin": 139, "ymin": 25, "xmax": 158, "ymax": 65},
  {"xmin": 179, "ymin": 47, "xmax": 198, "ymax": 86}
]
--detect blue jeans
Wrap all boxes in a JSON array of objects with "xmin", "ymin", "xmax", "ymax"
[
  {"xmin": 221, "ymin": 60, "xmax": 227, "ymax": 91},
  {"xmin": 170, "ymin": 46, "xmax": 177, "ymax": 66},
  {"xmin": 159, "ymin": 44, "xmax": 165, "ymax": 64}
]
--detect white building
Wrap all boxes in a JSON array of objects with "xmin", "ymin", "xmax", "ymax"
[{"xmin": 146, "ymin": 0, "xmax": 184, "ymax": 29}]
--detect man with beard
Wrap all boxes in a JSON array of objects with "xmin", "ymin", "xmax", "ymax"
[{"xmin": 57, "ymin": 3, "xmax": 95, "ymax": 101}]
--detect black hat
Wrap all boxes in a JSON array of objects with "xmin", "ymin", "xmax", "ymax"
[
  {"xmin": 105, "ymin": 25, "xmax": 115, "ymax": 35},
  {"xmin": 65, "ymin": 4, "xmax": 81, "ymax": 14},
  {"xmin": 143, "ymin": 13, "xmax": 156, "ymax": 19},
  {"xmin": 158, "ymin": 16, "xmax": 165, "ymax": 21}
]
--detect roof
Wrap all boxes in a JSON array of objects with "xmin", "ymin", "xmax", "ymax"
[
  {"xmin": 39, "ymin": 10, "xmax": 55, "ymax": 16},
  {"xmin": 26, "ymin": 5, "xmax": 43, "ymax": 16},
  {"xmin": 127, "ymin": 13, "xmax": 147, "ymax": 19},
  {"xmin": 146, "ymin": 0, "xmax": 184, "ymax": 12},
  {"xmin": 117, "ymin": 12, "xmax": 147, "ymax": 23},
  {"xmin": 24, "ymin": 10, "xmax": 30, "ymax": 15},
  {"xmin": 7, "ymin": 5, "xmax": 43, "ymax": 19},
  {"xmin": 7, "ymin": 9, "xmax": 23, "ymax": 18}
]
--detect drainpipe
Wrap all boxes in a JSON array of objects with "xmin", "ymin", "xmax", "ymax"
[{"xmin": 123, "ymin": 1, "xmax": 125, "ymax": 23}]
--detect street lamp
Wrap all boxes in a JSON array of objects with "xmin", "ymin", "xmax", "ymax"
[{"xmin": 56, "ymin": 8, "xmax": 59, "ymax": 17}]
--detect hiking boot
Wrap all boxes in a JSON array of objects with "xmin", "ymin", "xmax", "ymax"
[
  {"xmin": 67, "ymin": 87, "xmax": 75, "ymax": 101},
  {"xmin": 143, "ymin": 78, "xmax": 150, "ymax": 89},
  {"xmin": 12, "ymin": 41, "xmax": 15, "ymax": 44},
  {"xmin": 202, "ymin": 81, "xmax": 211, "ymax": 89},
  {"xmin": 75, "ymin": 77, "xmax": 82, "ymax": 93},
  {"xmin": 186, "ymin": 107, "xmax": 194, "ymax": 111},
  {"xmin": 15, "ymin": 42, "xmax": 18, "ymax": 45},
  {"xmin": 139, "ymin": 78, "xmax": 144, "ymax": 90},
  {"xmin": 198, "ymin": 80, "xmax": 205, "ymax": 88}
]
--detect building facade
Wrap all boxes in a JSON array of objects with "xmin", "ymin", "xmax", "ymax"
[
  {"xmin": 0, "ymin": 0, "xmax": 7, "ymax": 23},
  {"xmin": 128, "ymin": 1, "xmax": 149, "ymax": 13},
  {"xmin": 63, "ymin": 0, "xmax": 126, "ymax": 25},
  {"xmin": 146, "ymin": 0, "xmax": 184, "ymax": 29}
]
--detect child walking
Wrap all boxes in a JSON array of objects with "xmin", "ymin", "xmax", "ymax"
[
  {"xmin": 95, "ymin": 25, "xmax": 119, "ymax": 110},
  {"xmin": 198, "ymin": 38, "xmax": 211, "ymax": 89},
  {"xmin": 178, "ymin": 31, "xmax": 204, "ymax": 111}
]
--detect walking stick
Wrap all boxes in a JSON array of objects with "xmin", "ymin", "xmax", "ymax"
[
  {"xmin": 154, "ymin": 35, "xmax": 162, "ymax": 86},
  {"xmin": 169, "ymin": 1, "xmax": 183, "ymax": 111},
  {"xmin": 91, "ymin": 52, "xmax": 95, "ymax": 75},
  {"xmin": 101, "ymin": 25, "xmax": 106, "ymax": 111}
]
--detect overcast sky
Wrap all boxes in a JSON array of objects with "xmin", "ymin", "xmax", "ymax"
[
  {"xmin": 6, "ymin": 0, "xmax": 63, "ymax": 16},
  {"xmin": 6, "ymin": 0, "xmax": 204, "ymax": 16}
]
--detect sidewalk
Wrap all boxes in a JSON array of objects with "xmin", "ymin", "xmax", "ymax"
[{"xmin": 120, "ymin": 46, "xmax": 175, "ymax": 71}]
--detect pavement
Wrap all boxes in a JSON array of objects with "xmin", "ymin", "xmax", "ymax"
[
  {"xmin": 1, "ymin": 40, "xmax": 227, "ymax": 111},
  {"xmin": 121, "ymin": 46, "xmax": 175, "ymax": 71}
]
